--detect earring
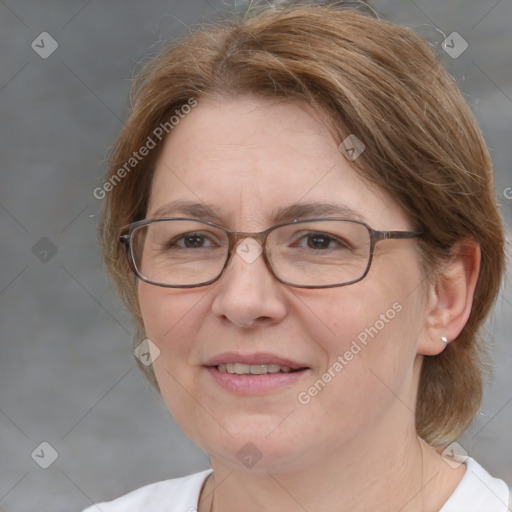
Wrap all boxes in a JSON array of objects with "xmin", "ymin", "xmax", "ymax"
[{"xmin": 441, "ymin": 336, "xmax": 448, "ymax": 344}]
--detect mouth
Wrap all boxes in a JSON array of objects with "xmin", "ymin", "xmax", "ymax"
[
  {"xmin": 203, "ymin": 353, "xmax": 310, "ymax": 394},
  {"xmin": 216, "ymin": 363, "xmax": 299, "ymax": 375}
]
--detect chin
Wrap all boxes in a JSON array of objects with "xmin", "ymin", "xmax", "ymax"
[{"xmin": 186, "ymin": 410, "xmax": 319, "ymax": 472}]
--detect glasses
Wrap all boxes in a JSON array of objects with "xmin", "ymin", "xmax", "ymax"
[{"xmin": 119, "ymin": 217, "xmax": 423, "ymax": 289}]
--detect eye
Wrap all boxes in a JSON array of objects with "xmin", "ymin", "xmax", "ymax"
[
  {"xmin": 306, "ymin": 233, "xmax": 336, "ymax": 250},
  {"xmin": 170, "ymin": 231, "xmax": 220, "ymax": 249},
  {"xmin": 293, "ymin": 231, "xmax": 350, "ymax": 250}
]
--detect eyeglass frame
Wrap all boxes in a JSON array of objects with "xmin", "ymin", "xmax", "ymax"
[{"xmin": 119, "ymin": 217, "xmax": 423, "ymax": 289}]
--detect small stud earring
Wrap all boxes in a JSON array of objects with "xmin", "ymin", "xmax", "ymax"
[{"xmin": 441, "ymin": 336, "xmax": 448, "ymax": 344}]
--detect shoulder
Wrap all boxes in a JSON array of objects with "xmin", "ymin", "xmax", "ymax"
[
  {"xmin": 440, "ymin": 457, "xmax": 511, "ymax": 512},
  {"xmin": 82, "ymin": 469, "xmax": 213, "ymax": 512}
]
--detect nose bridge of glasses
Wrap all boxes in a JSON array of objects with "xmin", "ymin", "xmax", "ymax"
[
  {"xmin": 221, "ymin": 228, "xmax": 274, "ymax": 277},
  {"xmin": 227, "ymin": 228, "xmax": 268, "ymax": 252}
]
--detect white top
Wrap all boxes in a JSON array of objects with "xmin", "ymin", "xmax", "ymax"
[{"xmin": 83, "ymin": 457, "xmax": 510, "ymax": 512}]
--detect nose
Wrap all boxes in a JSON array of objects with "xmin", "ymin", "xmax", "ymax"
[{"xmin": 210, "ymin": 238, "xmax": 288, "ymax": 328}]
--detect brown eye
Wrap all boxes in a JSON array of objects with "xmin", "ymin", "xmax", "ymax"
[
  {"xmin": 169, "ymin": 231, "xmax": 221, "ymax": 250},
  {"xmin": 306, "ymin": 234, "xmax": 335, "ymax": 250}
]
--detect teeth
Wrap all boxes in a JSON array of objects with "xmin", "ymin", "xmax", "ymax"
[{"xmin": 216, "ymin": 363, "xmax": 294, "ymax": 374}]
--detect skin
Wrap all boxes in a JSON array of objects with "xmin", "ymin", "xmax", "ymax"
[{"xmin": 138, "ymin": 96, "xmax": 480, "ymax": 512}]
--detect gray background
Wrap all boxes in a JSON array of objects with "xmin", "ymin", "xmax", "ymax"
[{"xmin": 0, "ymin": 1, "xmax": 511, "ymax": 510}]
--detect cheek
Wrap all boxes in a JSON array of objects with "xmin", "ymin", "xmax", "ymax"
[
  {"xmin": 300, "ymin": 269, "xmax": 423, "ymax": 398},
  {"xmin": 307, "ymin": 283, "xmax": 403, "ymax": 355},
  {"xmin": 138, "ymin": 284, "xmax": 209, "ymax": 433},
  {"xmin": 137, "ymin": 284, "xmax": 207, "ymax": 387},
  {"xmin": 324, "ymin": 251, "xmax": 425, "ymax": 357},
  {"xmin": 138, "ymin": 284, "xmax": 203, "ymax": 342}
]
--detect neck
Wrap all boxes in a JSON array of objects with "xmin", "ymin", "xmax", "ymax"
[{"xmin": 199, "ymin": 422, "xmax": 462, "ymax": 512}]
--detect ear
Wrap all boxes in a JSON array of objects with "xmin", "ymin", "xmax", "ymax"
[{"xmin": 417, "ymin": 239, "xmax": 481, "ymax": 356}]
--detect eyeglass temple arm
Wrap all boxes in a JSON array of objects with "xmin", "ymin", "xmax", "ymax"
[{"xmin": 373, "ymin": 230, "xmax": 423, "ymax": 241}]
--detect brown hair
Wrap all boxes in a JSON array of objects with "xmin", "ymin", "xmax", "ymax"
[{"xmin": 98, "ymin": 1, "xmax": 506, "ymax": 448}]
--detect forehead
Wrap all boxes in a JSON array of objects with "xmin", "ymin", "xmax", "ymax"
[{"xmin": 147, "ymin": 96, "xmax": 408, "ymax": 230}]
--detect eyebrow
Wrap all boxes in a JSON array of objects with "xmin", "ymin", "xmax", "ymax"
[{"xmin": 149, "ymin": 200, "xmax": 368, "ymax": 224}]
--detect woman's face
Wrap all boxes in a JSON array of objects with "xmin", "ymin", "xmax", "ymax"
[{"xmin": 139, "ymin": 96, "xmax": 429, "ymax": 473}]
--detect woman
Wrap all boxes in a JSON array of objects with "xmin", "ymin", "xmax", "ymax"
[{"xmin": 85, "ymin": 2, "xmax": 510, "ymax": 510}]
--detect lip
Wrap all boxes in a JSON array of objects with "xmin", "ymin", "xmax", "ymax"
[
  {"xmin": 203, "ymin": 352, "xmax": 311, "ymax": 395},
  {"xmin": 203, "ymin": 352, "xmax": 308, "ymax": 369}
]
